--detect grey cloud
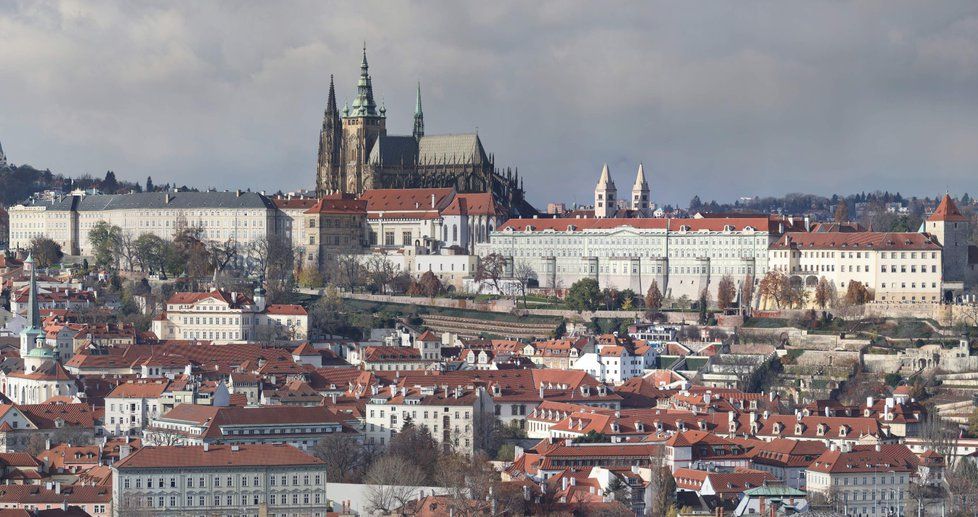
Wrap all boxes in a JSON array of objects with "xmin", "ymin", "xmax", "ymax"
[{"xmin": 1, "ymin": 0, "xmax": 978, "ymax": 208}]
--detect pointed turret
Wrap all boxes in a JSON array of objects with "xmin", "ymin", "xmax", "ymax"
[
  {"xmin": 19, "ymin": 253, "xmax": 44, "ymax": 359},
  {"xmin": 594, "ymin": 164, "xmax": 617, "ymax": 218},
  {"xmin": 631, "ymin": 163, "xmax": 651, "ymax": 213},
  {"xmin": 413, "ymin": 82, "xmax": 425, "ymax": 139},
  {"xmin": 0, "ymin": 138, "xmax": 7, "ymax": 168},
  {"xmin": 926, "ymin": 193, "xmax": 971, "ymax": 285},
  {"xmin": 928, "ymin": 194, "xmax": 967, "ymax": 222},
  {"xmin": 316, "ymin": 75, "xmax": 343, "ymax": 196},
  {"xmin": 349, "ymin": 44, "xmax": 380, "ymax": 117}
]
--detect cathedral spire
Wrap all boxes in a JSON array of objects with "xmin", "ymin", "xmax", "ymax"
[
  {"xmin": 413, "ymin": 82, "xmax": 425, "ymax": 139},
  {"xmin": 325, "ymin": 75, "xmax": 338, "ymax": 120},
  {"xmin": 0, "ymin": 138, "xmax": 7, "ymax": 168},
  {"xmin": 350, "ymin": 44, "xmax": 379, "ymax": 117}
]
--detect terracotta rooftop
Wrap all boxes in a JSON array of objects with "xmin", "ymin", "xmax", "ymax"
[{"xmin": 114, "ymin": 443, "xmax": 323, "ymax": 469}]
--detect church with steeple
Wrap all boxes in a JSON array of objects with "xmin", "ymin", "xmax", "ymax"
[
  {"xmin": 2, "ymin": 254, "xmax": 78, "ymax": 405},
  {"xmin": 316, "ymin": 47, "xmax": 534, "ymax": 215}
]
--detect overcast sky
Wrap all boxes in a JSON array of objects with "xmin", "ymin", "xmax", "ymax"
[{"xmin": 2, "ymin": 1, "xmax": 978, "ymax": 208}]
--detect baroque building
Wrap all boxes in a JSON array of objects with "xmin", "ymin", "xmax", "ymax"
[{"xmin": 316, "ymin": 47, "xmax": 534, "ymax": 216}]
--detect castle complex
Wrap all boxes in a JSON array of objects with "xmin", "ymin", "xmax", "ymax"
[{"xmin": 315, "ymin": 47, "xmax": 534, "ymax": 216}]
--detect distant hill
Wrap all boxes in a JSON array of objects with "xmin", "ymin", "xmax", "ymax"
[{"xmin": 0, "ymin": 163, "xmax": 163, "ymax": 207}]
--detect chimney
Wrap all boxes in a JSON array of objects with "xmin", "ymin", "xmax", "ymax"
[
  {"xmin": 430, "ymin": 194, "xmax": 436, "ymax": 208},
  {"xmin": 866, "ymin": 396, "xmax": 874, "ymax": 408},
  {"xmin": 203, "ymin": 443, "xmax": 209, "ymax": 452},
  {"xmin": 54, "ymin": 481, "xmax": 61, "ymax": 494},
  {"xmin": 164, "ymin": 193, "xmax": 171, "ymax": 204}
]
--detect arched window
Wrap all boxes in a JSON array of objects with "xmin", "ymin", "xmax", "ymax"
[
  {"xmin": 452, "ymin": 225, "xmax": 458, "ymax": 242},
  {"xmin": 443, "ymin": 226, "xmax": 448, "ymax": 241}
]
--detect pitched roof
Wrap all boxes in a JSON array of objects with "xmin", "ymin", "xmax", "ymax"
[
  {"xmin": 114, "ymin": 444, "xmax": 323, "ymax": 469},
  {"xmin": 808, "ymin": 444, "xmax": 918, "ymax": 474},
  {"xmin": 361, "ymin": 188, "xmax": 455, "ymax": 213},
  {"xmin": 264, "ymin": 304, "xmax": 307, "ymax": 316},
  {"xmin": 499, "ymin": 216, "xmax": 773, "ymax": 233},
  {"xmin": 772, "ymin": 231, "xmax": 941, "ymax": 251},
  {"xmin": 928, "ymin": 194, "xmax": 968, "ymax": 222},
  {"xmin": 303, "ymin": 197, "xmax": 367, "ymax": 215},
  {"xmin": 418, "ymin": 134, "xmax": 488, "ymax": 165}
]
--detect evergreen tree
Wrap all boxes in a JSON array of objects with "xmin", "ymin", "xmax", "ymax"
[{"xmin": 146, "ymin": 176, "xmax": 154, "ymax": 192}]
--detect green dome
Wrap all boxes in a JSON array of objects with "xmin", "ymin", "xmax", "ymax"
[{"xmin": 27, "ymin": 346, "xmax": 57, "ymax": 359}]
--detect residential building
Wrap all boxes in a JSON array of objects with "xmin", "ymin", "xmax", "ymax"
[
  {"xmin": 300, "ymin": 195, "xmax": 367, "ymax": 271},
  {"xmin": 805, "ymin": 444, "xmax": 917, "ymax": 517},
  {"xmin": 768, "ymin": 231, "xmax": 943, "ymax": 303},
  {"xmin": 0, "ymin": 403, "xmax": 97, "ymax": 453},
  {"xmin": 151, "ymin": 289, "xmax": 308, "ymax": 342},
  {"xmin": 363, "ymin": 384, "xmax": 493, "ymax": 455},
  {"xmin": 111, "ymin": 444, "xmax": 327, "ymax": 517},
  {"xmin": 145, "ymin": 405, "xmax": 346, "ymax": 450},
  {"xmin": 103, "ymin": 380, "xmax": 168, "ymax": 437}
]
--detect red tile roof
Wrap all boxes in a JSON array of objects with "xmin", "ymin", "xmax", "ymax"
[
  {"xmin": 772, "ymin": 231, "xmax": 940, "ymax": 251},
  {"xmin": 928, "ymin": 194, "xmax": 968, "ymax": 222},
  {"xmin": 361, "ymin": 188, "xmax": 455, "ymax": 213},
  {"xmin": 808, "ymin": 444, "xmax": 918, "ymax": 474},
  {"xmin": 303, "ymin": 197, "xmax": 367, "ymax": 215},
  {"xmin": 499, "ymin": 216, "xmax": 773, "ymax": 233},
  {"xmin": 114, "ymin": 443, "xmax": 323, "ymax": 469},
  {"xmin": 264, "ymin": 304, "xmax": 307, "ymax": 316}
]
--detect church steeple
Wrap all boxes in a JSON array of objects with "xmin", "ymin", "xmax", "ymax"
[
  {"xmin": 631, "ymin": 163, "xmax": 650, "ymax": 213},
  {"xmin": 594, "ymin": 164, "xmax": 617, "ymax": 218},
  {"xmin": 349, "ymin": 44, "xmax": 380, "ymax": 118},
  {"xmin": 25, "ymin": 253, "xmax": 39, "ymax": 329},
  {"xmin": 413, "ymin": 82, "xmax": 425, "ymax": 139}
]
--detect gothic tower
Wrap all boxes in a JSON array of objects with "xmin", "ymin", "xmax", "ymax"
[
  {"xmin": 926, "ymin": 194, "xmax": 970, "ymax": 287},
  {"xmin": 340, "ymin": 45, "xmax": 387, "ymax": 194},
  {"xmin": 594, "ymin": 164, "xmax": 617, "ymax": 218},
  {"xmin": 413, "ymin": 82, "xmax": 424, "ymax": 140},
  {"xmin": 316, "ymin": 75, "xmax": 342, "ymax": 196},
  {"xmin": 631, "ymin": 163, "xmax": 650, "ymax": 213}
]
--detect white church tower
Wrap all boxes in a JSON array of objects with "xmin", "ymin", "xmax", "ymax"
[
  {"xmin": 594, "ymin": 164, "xmax": 617, "ymax": 218},
  {"xmin": 631, "ymin": 163, "xmax": 650, "ymax": 214}
]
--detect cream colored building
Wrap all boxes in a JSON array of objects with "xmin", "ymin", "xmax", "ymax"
[
  {"xmin": 769, "ymin": 232, "xmax": 943, "ymax": 303},
  {"xmin": 151, "ymin": 289, "xmax": 308, "ymax": 343},
  {"xmin": 477, "ymin": 216, "xmax": 778, "ymax": 300},
  {"xmin": 805, "ymin": 444, "xmax": 914, "ymax": 517},
  {"xmin": 364, "ymin": 384, "xmax": 493, "ymax": 455},
  {"xmin": 112, "ymin": 444, "xmax": 328, "ymax": 517},
  {"xmin": 8, "ymin": 191, "xmax": 277, "ymax": 256}
]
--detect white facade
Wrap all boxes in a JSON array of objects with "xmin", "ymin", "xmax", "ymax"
[
  {"xmin": 8, "ymin": 191, "xmax": 278, "ymax": 257},
  {"xmin": 112, "ymin": 445, "xmax": 328, "ymax": 517},
  {"xmin": 768, "ymin": 232, "xmax": 943, "ymax": 303},
  {"xmin": 478, "ymin": 217, "xmax": 774, "ymax": 300}
]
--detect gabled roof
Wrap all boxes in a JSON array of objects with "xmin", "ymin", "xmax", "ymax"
[{"xmin": 772, "ymin": 231, "xmax": 941, "ymax": 251}]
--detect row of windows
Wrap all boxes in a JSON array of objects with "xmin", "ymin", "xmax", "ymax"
[{"xmin": 123, "ymin": 473, "xmax": 322, "ymax": 490}]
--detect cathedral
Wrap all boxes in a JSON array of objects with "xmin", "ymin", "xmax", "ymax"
[{"xmin": 316, "ymin": 47, "xmax": 534, "ymax": 215}]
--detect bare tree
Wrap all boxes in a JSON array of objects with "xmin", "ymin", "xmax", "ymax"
[
  {"xmin": 717, "ymin": 275, "xmax": 736, "ymax": 312},
  {"xmin": 144, "ymin": 427, "xmax": 187, "ymax": 446},
  {"xmin": 207, "ymin": 238, "xmax": 239, "ymax": 273},
  {"xmin": 119, "ymin": 233, "xmax": 139, "ymax": 272},
  {"xmin": 364, "ymin": 255, "xmax": 397, "ymax": 294},
  {"xmin": 327, "ymin": 253, "xmax": 364, "ymax": 292},
  {"xmin": 475, "ymin": 253, "xmax": 508, "ymax": 294},
  {"xmin": 815, "ymin": 276, "xmax": 832, "ymax": 309},
  {"xmin": 513, "ymin": 262, "xmax": 536, "ymax": 308},
  {"xmin": 312, "ymin": 433, "xmax": 371, "ymax": 483},
  {"xmin": 245, "ymin": 235, "xmax": 296, "ymax": 303},
  {"xmin": 364, "ymin": 456, "xmax": 425, "ymax": 514},
  {"xmin": 759, "ymin": 270, "xmax": 790, "ymax": 309}
]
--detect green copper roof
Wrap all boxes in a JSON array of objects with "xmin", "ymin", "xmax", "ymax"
[
  {"xmin": 348, "ymin": 45, "xmax": 381, "ymax": 118},
  {"xmin": 743, "ymin": 485, "xmax": 806, "ymax": 497},
  {"xmin": 27, "ymin": 346, "xmax": 57, "ymax": 358}
]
